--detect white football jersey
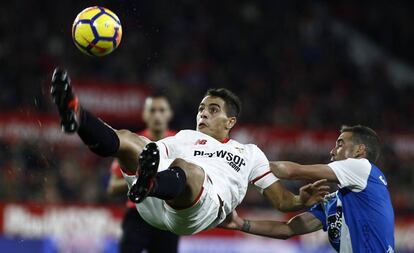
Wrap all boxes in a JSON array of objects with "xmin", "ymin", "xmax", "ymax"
[{"xmin": 157, "ymin": 130, "xmax": 278, "ymax": 215}]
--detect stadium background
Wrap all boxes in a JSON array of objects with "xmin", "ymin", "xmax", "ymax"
[{"xmin": 1, "ymin": 0, "xmax": 413, "ymax": 252}]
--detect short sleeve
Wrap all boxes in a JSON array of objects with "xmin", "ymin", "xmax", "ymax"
[
  {"xmin": 157, "ymin": 130, "xmax": 198, "ymax": 159},
  {"xmin": 110, "ymin": 160, "xmax": 123, "ymax": 178},
  {"xmin": 248, "ymin": 146, "xmax": 279, "ymax": 190},
  {"xmin": 156, "ymin": 135, "xmax": 180, "ymax": 159},
  {"xmin": 328, "ymin": 158, "xmax": 371, "ymax": 191},
  {"xmin": 309, "ymin": 204, "xmax": 327, "ymax": 231}
]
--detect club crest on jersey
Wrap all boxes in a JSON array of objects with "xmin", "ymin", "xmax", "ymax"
[
  {"xmin": 195, "ymin": 139, "xmax": 207, "ymax": 145},
  {"xmin": 235, "ymin": 147, "xmax": 244, "ymax": 154},
  {"xmin": 193, "ymin": 150, "xmax": 246, "ymax": 172}
]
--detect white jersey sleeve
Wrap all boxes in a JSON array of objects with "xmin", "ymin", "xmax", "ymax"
[
  {"xmin": 156, "ymin": 130, "xmax": 190, "ymax": 159},
  {"xmin": 156, "ymin": 135, "xmax": 179, "ymax": 159},
  {"xmin": 328, "ymin": 158, "xmax": 371, "ymax": 192},
  {"xmin": 248, "ymin": 146, "xmax": 279, "ymax": 190}
]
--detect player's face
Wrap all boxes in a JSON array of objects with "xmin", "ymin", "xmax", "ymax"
[
  {"xmin": 143, "ymin": 98, "xmax": 172, "ymax": 132},
  {"xmin": 330, "ymin": 132, "xmax": 360, "ymax": 161},
  {"xmin": 196, "ymin": 96, "xmax": 236, "ymax": 140}
]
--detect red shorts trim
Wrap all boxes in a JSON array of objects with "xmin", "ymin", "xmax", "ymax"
[{"xmin": 167, "ymin": 186, "xmax": 204, "ymax": 210}]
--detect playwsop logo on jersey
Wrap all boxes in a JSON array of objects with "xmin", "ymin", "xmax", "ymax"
[{"xmin": 193, "ymin": 150, "xmax": 246, "ymax": 172}]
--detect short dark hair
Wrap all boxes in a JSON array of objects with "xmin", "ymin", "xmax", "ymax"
[
  {"xmin": 340, "ymin": 125, "xmax": 380, "ymax": 162},
  {"xmin": 205, "ymin": 88, "xmax": 241, "ymax": 118},
  {"xmin": 148, "ymin": 91, "xmax": 170, "ymax": 101}
]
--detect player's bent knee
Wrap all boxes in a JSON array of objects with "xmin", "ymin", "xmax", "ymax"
[
  {"xmin": 170, "ymin": 158, "xmax": 188, "ymax": 168},
  {"xmin": 167, "ymin": 159, "xmax": 205, "ymax": 207},
  {"xmin": 170, "ymin": 158, "xmax": 205, "ymax": 184},
  {"xmin": 116, "ymin": 130, "xmax": 133, "ymax": 149},
  {"xmin": 114, "ymin": 130, "xmax": 151, "ymax": 173},
  {"xmin": 116, "ymin": 130, "xmax": 150, "ymax": 153}
]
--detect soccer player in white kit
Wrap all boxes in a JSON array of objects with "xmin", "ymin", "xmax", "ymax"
[{"xmin": 50, "ymin": 68, "xmax": 328, "ymax": 235}]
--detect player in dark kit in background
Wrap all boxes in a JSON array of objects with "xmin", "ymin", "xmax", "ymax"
[{"xmin": 107, "ymin": 95, "xmax": 178, "ymax": 253}]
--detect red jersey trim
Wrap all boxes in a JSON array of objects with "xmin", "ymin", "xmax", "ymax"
[
  {"xmin": 221, "ymin": 138, "xmax": 231, "ymax": 143},
  {"xmin": 161, "ymin": 142, "xmax": 169, "ymax": 157},
  {"xmin": 250, "ymin": 171, "xmax": 272, "ymax": 184}
]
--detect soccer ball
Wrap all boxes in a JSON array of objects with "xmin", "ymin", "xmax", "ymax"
[{"xmin": 72, "ymin": 6, "xmax": 122, "ymax": 56}]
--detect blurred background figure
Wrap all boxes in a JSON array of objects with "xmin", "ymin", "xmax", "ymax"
[
  {"xmin": 0, "ymin": 0, "xmax": 414, "ymax": 252},
  {"xmin": 107, "ymin": 95, "xmax": 178, "ymax": 253}
]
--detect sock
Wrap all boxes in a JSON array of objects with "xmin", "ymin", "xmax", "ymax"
[
  {"xmin": 77, "ymin": 109, "xmax": 120, "ymax": 157},
  {"xmin": 149, "ymin": 166, "xmax": 187, "ymax": 200}
]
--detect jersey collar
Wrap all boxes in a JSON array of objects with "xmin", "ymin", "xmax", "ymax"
[{"xmin": 220, "ymin": 137, "xmax": 231, "ymax": 143}]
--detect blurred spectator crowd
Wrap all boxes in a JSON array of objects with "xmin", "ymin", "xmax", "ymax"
[{"xmin": 0, "ymin": 1, "xmax": 413, "ymax": 212}]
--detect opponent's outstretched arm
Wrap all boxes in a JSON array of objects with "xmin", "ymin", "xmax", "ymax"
[
  {"xmin": 263, "ymin": 180, "xmax": 329, "ymax": 212},
  {"xmin": 50, "ymin": 67, "xmax": 148, "ymax": 174},
  {"xmin": 220, "ymin": 211, "xmax": 322, "ymax": 239},
  {"xmin": 270, "ymin": 161, "xmax": 338, "ymax": 182}
]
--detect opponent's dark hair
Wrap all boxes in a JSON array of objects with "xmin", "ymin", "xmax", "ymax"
[
  {"xmin": 340, "ymin": 125, "xmax": 380, "ymax": 162},
  {"xmin": 148, "ymin": 90, "xmax": 170, "ymax": 101},
  {"xmin": 205, "ymin": 88, "xmax": 241, "ymax": 118}
]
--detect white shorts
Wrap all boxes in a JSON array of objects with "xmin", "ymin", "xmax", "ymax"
[{"xmin": 122, "ymin": 161, "xmax": 226, "ymax": 235}]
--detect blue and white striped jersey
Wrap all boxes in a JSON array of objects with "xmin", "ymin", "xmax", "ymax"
[{"xmin": 309, "ymin": 158, "xmax": 395, "ymax": 253}]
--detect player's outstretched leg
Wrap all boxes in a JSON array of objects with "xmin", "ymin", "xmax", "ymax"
[
  {"xmin": 51, "ymin": 67, "xmax": 120, "ymax": 157},
  {"xmin": 50, "ymin": 67, "xmax": 148, "ymax": 173}
]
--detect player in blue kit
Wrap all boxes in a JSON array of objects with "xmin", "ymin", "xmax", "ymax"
[{"xmin": 220, "ymin": 125, "xmax": 395, "ymax": 253}]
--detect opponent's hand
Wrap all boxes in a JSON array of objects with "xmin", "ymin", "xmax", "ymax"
[
  {"xmin": 50, "ymin": 67, "xmax": 80, "ymax": 133},
  {"xmin": 218, "ymin": 211, "xmax": 244, "ymax": 230},
  {"xmin": 299, "ymin": 179, "xmax": 330, "ymax": 207}
]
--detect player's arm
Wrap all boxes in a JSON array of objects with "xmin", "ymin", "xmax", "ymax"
[
  {"xmin": 249, "ymin": 147, "xmax": 328, "ymax": 212},
  {"xmin": 220, "ymin": 211, "xmax": 322, "ymax": 239},
  {"xmin": 263, "ymin": 180, "xmax": 329, "ymax": 212},
  {"xmin": 270, "ymin": 161, "xmax": 339, "ymax": 182}
]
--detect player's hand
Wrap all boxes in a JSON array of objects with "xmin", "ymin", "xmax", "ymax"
[
  {"xmin": 50, "ymin": 67, "xmax": 81, "ymax": 133},
  {"xmin": 218, "ymin": 211, "xmax": 244, "ymax": 230},
  {"xmin": 299, "ymin": 179, "xmax": 330, "ymax": 207}
]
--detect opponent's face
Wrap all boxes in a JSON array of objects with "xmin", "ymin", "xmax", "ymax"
[
  {"xmin": 143, "ymin": 97, "xmax": 172, "ymax": 132},
  {"xmin": 196, "ymin": 96, "xmax": 236, "ymax": 140},
  {"xmin": 330, "ymin": 132, "xmax": 364, "ymax": 161}
]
